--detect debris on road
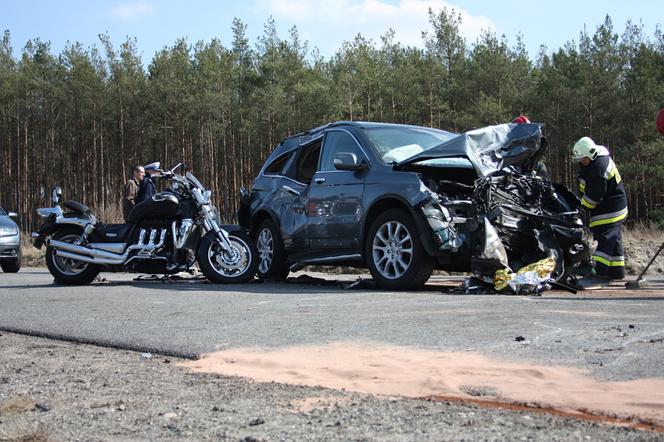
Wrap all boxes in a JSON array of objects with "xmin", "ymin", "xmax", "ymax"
[
  {"xmin": 493, "ymin": 257, "xmax": 557, "ymax": 295},
  {"xmin": 248, "ymin": 417, "xmax": 265, "ymax": 426}
]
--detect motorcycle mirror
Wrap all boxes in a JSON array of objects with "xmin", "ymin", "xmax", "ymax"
[
  {"xmin": 51, "ymin": 186, "xmax": 62, "ymax": 206},
  {"xmin": 170, "ymin": 162, "xmax": 183, "ymax": 174}
]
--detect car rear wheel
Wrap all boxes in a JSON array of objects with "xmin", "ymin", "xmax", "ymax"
[
  {"xmin": 256, "ymin": 219, "xmax": 289, "ymax": 280},
  {"xmin": 366, "ymin": 209, "xmax": 434, "ymax": 290},
  {"xmin": 46, "ymin": 228, "xmax": 100, "ymax": 285}
]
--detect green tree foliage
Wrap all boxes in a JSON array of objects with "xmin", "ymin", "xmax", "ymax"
[{"xmin": 0, "ymin": 11, "xmax": 663, "ymax": 229}]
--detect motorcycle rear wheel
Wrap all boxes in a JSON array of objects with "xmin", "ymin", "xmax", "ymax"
[
  {"xmin": 46, "ymin": 228, "xmax": 100, "ymax": 285},
  {"xmin": 197, "ymin": 230, "xmax": 257, "ymax": 284}
]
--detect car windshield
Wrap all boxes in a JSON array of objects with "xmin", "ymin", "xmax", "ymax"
[
  {"xmin": 0, "ymin": 208, "xmax": 6, "ymax": 216},
  {"xmin": 363, "ymin": 126, "xmax": 456, "ymax": 164}
]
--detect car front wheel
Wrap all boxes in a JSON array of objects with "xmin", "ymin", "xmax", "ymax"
[{"xmin": 366, "ymin": 209, "xmax": 434, "ymax": 290}]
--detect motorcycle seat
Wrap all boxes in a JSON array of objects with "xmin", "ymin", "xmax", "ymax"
[
  {"xmin": 95, "ymin": 223, "xmax": 131, "ymax": 242},
  {"xmin": 64, "ymin": 200, "xmax": 93, "ymax": 215}
]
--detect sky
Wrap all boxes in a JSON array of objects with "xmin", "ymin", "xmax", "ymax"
[{"xmin": 1, "ymin": 0, "xmax": 662, "ymax": 65}]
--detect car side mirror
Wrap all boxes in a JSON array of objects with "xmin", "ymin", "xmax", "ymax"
[
  {"xmin": 334, "ymin": 152, "xmax": 368, "ymax": 171},
  {"xmin": 8, "ymin": 212, "xmax": 18, "ymax": 222}
]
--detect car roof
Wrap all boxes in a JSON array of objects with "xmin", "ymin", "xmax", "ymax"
[
  {"xmin": 279, "ymin": 121, "xmax": 443, "ymax": 146},
  {"xmin": 264, "ymin": 121, "xmax": 455, "ymax": 166}
]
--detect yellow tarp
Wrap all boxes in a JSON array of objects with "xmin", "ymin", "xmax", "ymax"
[{"xmin": 494, "ymin": 257, "xmax": 557, "ymax": 291}]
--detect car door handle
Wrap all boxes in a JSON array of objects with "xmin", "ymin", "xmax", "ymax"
[
  {"xmin": 282, "ymin": 185, "xmax": 301, "ymax": 196},
  {"xmin": 314, "ymin": 177, "xmax": 326, "ymax": 184}
]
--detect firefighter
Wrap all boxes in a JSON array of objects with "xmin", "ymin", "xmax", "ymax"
[{"xmin": 572, "ymin": 136, "xmax": 628, "ymax": 288}]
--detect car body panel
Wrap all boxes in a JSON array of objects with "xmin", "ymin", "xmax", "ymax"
[
  {"xmin": 0, "ymin": 209, "xmax": 20, "ymax": 260},
  {"xmin": 241, "ymin": 121, "xmax": 590, "ymax": 282}
]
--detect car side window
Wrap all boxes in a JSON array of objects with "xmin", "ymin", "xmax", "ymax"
[
  {"xmin": 295, "ymin": 139, "xmax": 322, "ymax": 184},
  {"xmin": 264, "ymin": 151, "xmax": 293, "ymax": 176},
  {"xmin": 319, "ymin": 130, "xmax": 366, "ymax": 172}
]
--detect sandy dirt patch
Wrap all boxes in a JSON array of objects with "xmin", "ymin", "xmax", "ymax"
[{"xmin": 182, "ymin": 342, "xmax": 664, "ymax": 426}]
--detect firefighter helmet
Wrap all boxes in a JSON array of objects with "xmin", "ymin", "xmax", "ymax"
[{"xmin": 572, "ymin": 137, "xmax": 599, "ymax": 162}]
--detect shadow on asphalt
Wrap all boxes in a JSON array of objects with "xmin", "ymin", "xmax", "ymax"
[{"xmin": 4, "ymin": 274, "xmax": 664, "ymax": 299}]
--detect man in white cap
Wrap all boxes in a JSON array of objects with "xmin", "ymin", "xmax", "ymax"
[
  {"xmin": 572, "ymin": 137, "xmax": 627, "ymax": 288},
  {"xmin": 137, "ymin": 162, "xmax": 160, "ymax": 204}
]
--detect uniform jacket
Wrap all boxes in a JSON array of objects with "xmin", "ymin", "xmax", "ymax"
[
  {"xmin": 577, "ymin": 155, "xmax": 628, "ymax": 228},
  {"xmin": 137, "ymin": 175, "xmax": 156, "ymax": 203}
]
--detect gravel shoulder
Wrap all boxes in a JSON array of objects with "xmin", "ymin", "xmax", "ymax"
[{"xmin": 1, "ymin": 332, "xmax": 661, "ymax": 441}]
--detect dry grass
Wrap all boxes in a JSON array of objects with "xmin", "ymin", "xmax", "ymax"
[
  {"xmin": 19, "ymin": 231, "xmax": 44, "ymax": 268},
  {"xmin": 622, "ymin": 222, "xmax": 664, "ymax": 243},
  {"xmin": 94, "ymin": 202, "xmax": 123, "ymax": 224},
  {"xmin": 623, "ymin": 224, "xmax": 664, "ymax": 276}
]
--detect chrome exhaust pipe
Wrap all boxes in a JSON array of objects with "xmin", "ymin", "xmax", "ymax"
[
  {"xmin": 48, "ymin": 239, "xmax": 125, "ymax": 261},
  {"xmin": 48, "ymin": 228, "xmax": 168, "ymax": 265},
  {"xmin": 55, "ymin": 250, "xmax": 125, "ymax": 265}
]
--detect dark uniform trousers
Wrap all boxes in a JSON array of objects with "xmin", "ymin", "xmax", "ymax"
[
  {"xmin": 591, "ymin": 222, "xmax": 625, "ymax": 279},
  {"xmin": 578, "ymin": 155, "xmax": 627, "ymax": 280}
]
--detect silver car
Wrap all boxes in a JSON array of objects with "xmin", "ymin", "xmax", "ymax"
[{"xmin": 0, "ymin": 208, "xmax": 21, "ymax": 272}]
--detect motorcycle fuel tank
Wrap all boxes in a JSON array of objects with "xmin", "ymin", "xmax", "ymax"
[{"xmin": 127, "ymin": 192, "xmax": 180, "ymax": 223}]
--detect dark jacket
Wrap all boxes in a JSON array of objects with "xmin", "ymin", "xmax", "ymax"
[
  {"xmin": 137, "ymin": 175, "xmax": 156, "ymax": 203},
  {"xmin": 578, "ymin": 155, "xmax": 627, "ymax": 228}
]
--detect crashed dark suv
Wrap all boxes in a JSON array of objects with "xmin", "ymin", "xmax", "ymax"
[{"xmin": 239, "ymin": 121, "xmax": 591, "ymax": 289}]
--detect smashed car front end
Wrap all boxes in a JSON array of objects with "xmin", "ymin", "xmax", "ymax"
[{"xmin": 397, "ymin": 123, "xmax": 592, "ymax": 284}]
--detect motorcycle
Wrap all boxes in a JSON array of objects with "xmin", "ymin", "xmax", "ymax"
[{"xmin": 32, "ymin": 163, "xmax": 258, "ymax": 285}]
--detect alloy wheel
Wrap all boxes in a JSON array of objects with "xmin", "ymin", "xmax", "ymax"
[
  {"xmin": 208, "ymin": 237, "xmax": 251, "ymax": 276},
  {"xmin": 52, "ymin": 234, "xmax": 89, "ymax": 276},
  {"xmin": 257, "ymin": 227, "xmax": 274, "ymax": 274},
  {"xmin": 371, "ymin": 221, "xmax": 413, "ymax": 280}
]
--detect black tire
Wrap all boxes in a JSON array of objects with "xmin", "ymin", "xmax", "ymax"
[
  {"xmin": 197, "ymin": 230, "xmax": 258, "ymax": 284},
  {"xmin": 45, "ymin": 228, "xmax": 100, "ymax": 285},
  {"xmin": 365, "ymin": 209, "xmax": 434, "ymax": 290},
  {"xmin": 255, "ymin": 219, "xmax": 290, "ymax": 280},
  {"xmin": 1, "ymin": 255, "xmax": 21, "ymax": 273}
]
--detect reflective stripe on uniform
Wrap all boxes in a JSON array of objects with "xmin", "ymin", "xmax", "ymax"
[
  {"xmin": 582, "ymin": 195, "xmax": 598, "ymax": 209},
  {"xmin": 589, "ymin": 207, "xmax": 628, "ymax": 227},
  {"xmin": 579, "ymin": 178, "xmax": 586, "ymax": 193},
  {"xmin": 603, "ymin": 158, "xmax": 622, "ymax": 184},
  {"xmin": 592, "ymin": 251, "xmax": 625, "ymax": 267}
]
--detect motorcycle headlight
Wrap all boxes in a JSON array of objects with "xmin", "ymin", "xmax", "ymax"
[{"xmin": 0, "ymin": 225, "xmax": 18, "ymax": 236}]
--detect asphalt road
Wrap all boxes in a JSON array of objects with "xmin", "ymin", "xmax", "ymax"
[{"xmin": 1, "ymin": 268, "xmax": 663, "ymax": 382}]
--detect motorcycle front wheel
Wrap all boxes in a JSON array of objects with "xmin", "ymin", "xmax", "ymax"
[{"xmin": 197, "ymin": 230, "xmax": 258, "ymax": 284}]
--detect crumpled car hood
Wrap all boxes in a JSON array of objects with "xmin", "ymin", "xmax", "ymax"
[{"xmin": 395, "ymin": 123, "xmax": 546, "ymax": 176}]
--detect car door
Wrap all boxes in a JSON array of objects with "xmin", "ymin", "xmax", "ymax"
[
  {"xmin": 306, "ymin": 129, "xmax": 368, "ymax": 251},
  {"xmin": 277, "ymin": 138, "xmax": 323, "ymax": 252}
]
